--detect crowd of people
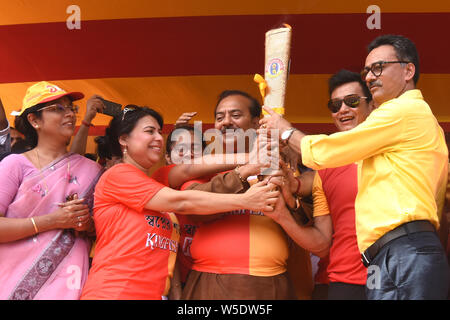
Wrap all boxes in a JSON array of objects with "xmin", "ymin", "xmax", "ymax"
[{"xmin": 0, "ymin": 34, "xmax": 448, "ymax": 300}]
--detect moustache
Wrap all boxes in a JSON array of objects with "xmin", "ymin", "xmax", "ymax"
[
  {"xmin": 368, "ymin": 81, "xmax": 382, "ymax": 89},
  {"xmin": 221, "ymin": 127, "xmax": 241, "ymax": 134}
]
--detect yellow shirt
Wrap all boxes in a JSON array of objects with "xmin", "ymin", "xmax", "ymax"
[{"xmin": 301, "ymin": 90, "xmax": 448, "ymax": 252}]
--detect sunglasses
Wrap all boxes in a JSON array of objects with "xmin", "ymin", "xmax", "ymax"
[
  {"xmin": 360, "ymin": 60, "xmax": 410, "ymax": 80},
  {"xmin": 39, "ymin": 103, "xmax": 79, "ymax": 114},
  {"xmin": 121, "ymin": 106, "xmax": 139, "ymax": 121},
  {"xmin": 327, "ymin": 94, "xmax": 368, "ymax": 113}
]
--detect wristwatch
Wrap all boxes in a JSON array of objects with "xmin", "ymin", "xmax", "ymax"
[{"xmin": 281, "ymin": 127, "xmax": 296, "ymax": 144}]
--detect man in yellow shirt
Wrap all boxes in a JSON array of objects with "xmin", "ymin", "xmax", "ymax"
[{"xmin": 261, "ymin": 34, "xmax": 449, "ymax": 300}]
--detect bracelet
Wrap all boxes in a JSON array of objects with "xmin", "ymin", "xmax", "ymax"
[
  {"xmin": 234, "ymin": 165, "xmax": 249, "ymax": 186},
  {"xmin": 30, "ymin": 217, "xmax": 39, "ymax": 234},
  {"xmin": 295, "ymin": 177, "xmax": 302, "ymax": 195},
  {"xmin": 81, "ymin": 120, "xmax": 94, "ymax": 127}
]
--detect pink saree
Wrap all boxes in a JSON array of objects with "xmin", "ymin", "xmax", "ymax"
[{"xmin": 0, "ymin": 153, "xmax": 102, "ymax": 300}]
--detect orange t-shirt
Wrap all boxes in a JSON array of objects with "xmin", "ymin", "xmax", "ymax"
[
  {"xmin": 152, "ymin": 166, "xmax": 199, "ymax": 283},
  {"xmin": 313, "ymin": 164, "xmax": 367, "ymax": 285},
  {"xmin": 188, "ymin": 177, "xmax": 289, "ymax": 277},
  {"xmin": 81, "ymin": 163, "xmax": 180, "ymax": 300}
]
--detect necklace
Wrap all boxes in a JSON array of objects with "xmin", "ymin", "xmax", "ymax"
[
  {"xmin": 35, "ymin": 148, "xmax": 50, "ymax": 196},
  {"xmin": 34, "ymin": 149, "xmax": 72, "ymax": 196}
]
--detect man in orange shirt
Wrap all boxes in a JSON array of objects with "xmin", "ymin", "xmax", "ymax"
[{"xmin": 181, "ymin": 90, "xmax": 312, "ymax": 299}]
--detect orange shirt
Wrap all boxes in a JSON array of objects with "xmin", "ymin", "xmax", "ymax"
[
  {"xmin": 188, "ymin": 177, "xmax": 289, "ymax": 277},
  {"xmin": 313, "ymin": 164, "xmax": 367, "ymax": 285},
  {"xmin": 152, "ymin": 165, "xmax": 198, "ymax": 283},
  {"xmin": 81, "ymin": 164, "xmax": 180, "ymax": 300}
]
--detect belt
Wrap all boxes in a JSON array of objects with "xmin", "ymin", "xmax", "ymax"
[{"xmin": 361, "ymin": 220, "xmax": 436, "ymax": 267}]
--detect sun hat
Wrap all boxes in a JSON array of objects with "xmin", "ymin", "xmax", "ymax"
[{"xmin": 19, "ymin": 81, "xmax": 84, "ymax": 116}]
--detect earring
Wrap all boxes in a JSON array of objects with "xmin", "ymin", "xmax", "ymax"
[{"xmin": 123, "ymin": 146, "xmax": 127, "ymax": 155}]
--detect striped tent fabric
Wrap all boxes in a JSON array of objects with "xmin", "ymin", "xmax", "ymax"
[{"xmin": 1, "ymin": 0, "xmax": 449, "ymax": 155}]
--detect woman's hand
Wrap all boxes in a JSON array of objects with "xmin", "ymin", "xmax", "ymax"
[
  {"xmin": 52, "ymin": 197, "xmax": 90, "ymax": 230},
  {"xmin": 84, "ymin": 94, "xmax": 105, "ymax": 124},
  {"xmin": 243, "ymin": 180, "xmax": 280, "ymax": 212}
]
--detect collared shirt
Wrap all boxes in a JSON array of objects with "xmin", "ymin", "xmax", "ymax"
[
  {"xmin": 0, "ymin": 123, "xmax": 10, "ymax": 154},
  {"xmin": 301, "ymin": 89, "xmax": 448, "ymax": 252}
]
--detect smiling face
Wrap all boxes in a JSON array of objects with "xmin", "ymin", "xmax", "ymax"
[
  {"xmin": 214, "ymin": 94, "xmax": 259, "ymax": 153},
  {"xmin": 120, "ymin": 115, "xmax": 164, "ymax": 169},
  {"xmin": 28, "ymin": 96, "xmax": 77, "ymax": 143},
  {"xmin": 330, "ymin": 81, "xmax": 373, "ymax": 132}
]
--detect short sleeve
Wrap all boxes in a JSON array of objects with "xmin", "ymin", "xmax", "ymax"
[
  {"xmin": 96, "ymin": 164, "xmax": 165, "ymax": 213},
  {"xmin": 0, "ymin": 154, "xmax": 23, "ymax": 214},
  {"xmin": 312, "ymin": 171, "xmax": 330, "ymax": 217}
]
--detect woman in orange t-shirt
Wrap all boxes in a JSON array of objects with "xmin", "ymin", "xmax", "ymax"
[{"xmin": 80, "ymin": 106, "xmax": 279, "ymax": 300}]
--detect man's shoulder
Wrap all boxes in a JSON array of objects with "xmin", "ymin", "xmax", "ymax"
[{"xmin": 386, "ymin": 89, "xmax": 427, "ymax": 109}]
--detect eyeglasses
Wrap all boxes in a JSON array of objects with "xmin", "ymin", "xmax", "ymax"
[
  {"xmin": 121, "ymin": 106, "xmax": 139, "ymax": 121},
  {"xmin": 39, "ymin": 103, "xmax": 79, "ymax": 114},
  {"xmin": 361, "ymin": 60, "xmax": 410, "ymax": 80},
  {"xmin": 327, "ymin": 94, "xmax": 368, "ymax": 113}
]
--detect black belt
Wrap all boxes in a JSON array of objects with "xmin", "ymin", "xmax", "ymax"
[{"xmin": 361, "ymin": 220, "xmax": 436, "ymax": 267}]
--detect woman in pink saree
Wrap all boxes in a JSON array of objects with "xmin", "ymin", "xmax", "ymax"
[{"xmin": 0, "ymin": 81, "xmax": 102, "ymax": 300}]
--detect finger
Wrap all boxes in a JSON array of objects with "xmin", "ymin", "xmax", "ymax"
[
  {"xmin": 268, "ymin": 169, "xmax": 284, "ymax": 177},
  {"xmin": 95, "ymin": 104, "xmax": 105, "ymax": 112},
  {"xmin": 266, "ymin": 197, "xmax": 279, "ymax": 205},
  {"xmin": 263, "ymin": 106, "xmax": 276, "ymax": 116},
  {"xmin": 252, "ymin": 180, "xmax": 268, "ymax": 188},
  {"xmin": 268, "ymin": 177, "xmax": 283, "ymax": 188},
  {"xmin": 89, "ymin": 94, "xmax": 103, "ymax": 100},
  {"xmin": 267, "ymin": 190, "xmax": 280, "ymax": 198},
  {"xmin": 67, "ymin": 204, "xmax": 89, "ymax": 213},
  {"xmin": 65, "ymin": 198, "xmax": 85, "ymax": 206},
  {"xmin": 75, "ymin": 213, "xmax": 90, "ymax": 222},
  {"xmin": 73, "ymin": 208, "xmax": 90, "ymax": 216}
]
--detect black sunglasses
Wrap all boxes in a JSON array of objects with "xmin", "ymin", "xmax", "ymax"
[
  {"xmin": 361, "ymin": 60, "xmax": 410, "ymax": 80},
  {"xmin": 327, "ymin": 94, "xmax": 368, "ymax": 113}
]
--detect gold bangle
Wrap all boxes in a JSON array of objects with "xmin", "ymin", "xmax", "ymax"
[{"xmin": 30, "ymin": 217, "xmax": 39, "ymax": 234}]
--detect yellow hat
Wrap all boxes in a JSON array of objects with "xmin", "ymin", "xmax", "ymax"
[{"xmin": 19, "ymin": 81, "xmax": 84, "ymax": 116}]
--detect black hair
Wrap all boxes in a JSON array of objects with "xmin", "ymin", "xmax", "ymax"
[
  {"xmin": 11, "ymin": 138, "xmax": 31, "ymax": 154},
  {"xmin": 84, "ymin": 153, "xmax": 97, "ymax": 161},
  {"xmin": 96, "ymin": 105, "xmax": 164, "ymax": 159},
  {"xmin": 165, "ymin": 124, "xmax": 205, "ymax": 157},
  {"xmin": 328, "ymin": 69, "xmax": 372, "ymax": 102},
  {"xmin": 214, "ymin": 90, "xmax": 261, "ymax": 119},
  {"xmin": 15, "ymin": 94, "xmax": 78, "ymax": 148},
  {"xmin": 15, "ymin": 104, "xmax": 44, "ymax": 149},
  {"xmin": 367, "ymin": 34, "xmax": 420, "ymax": 85}
]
